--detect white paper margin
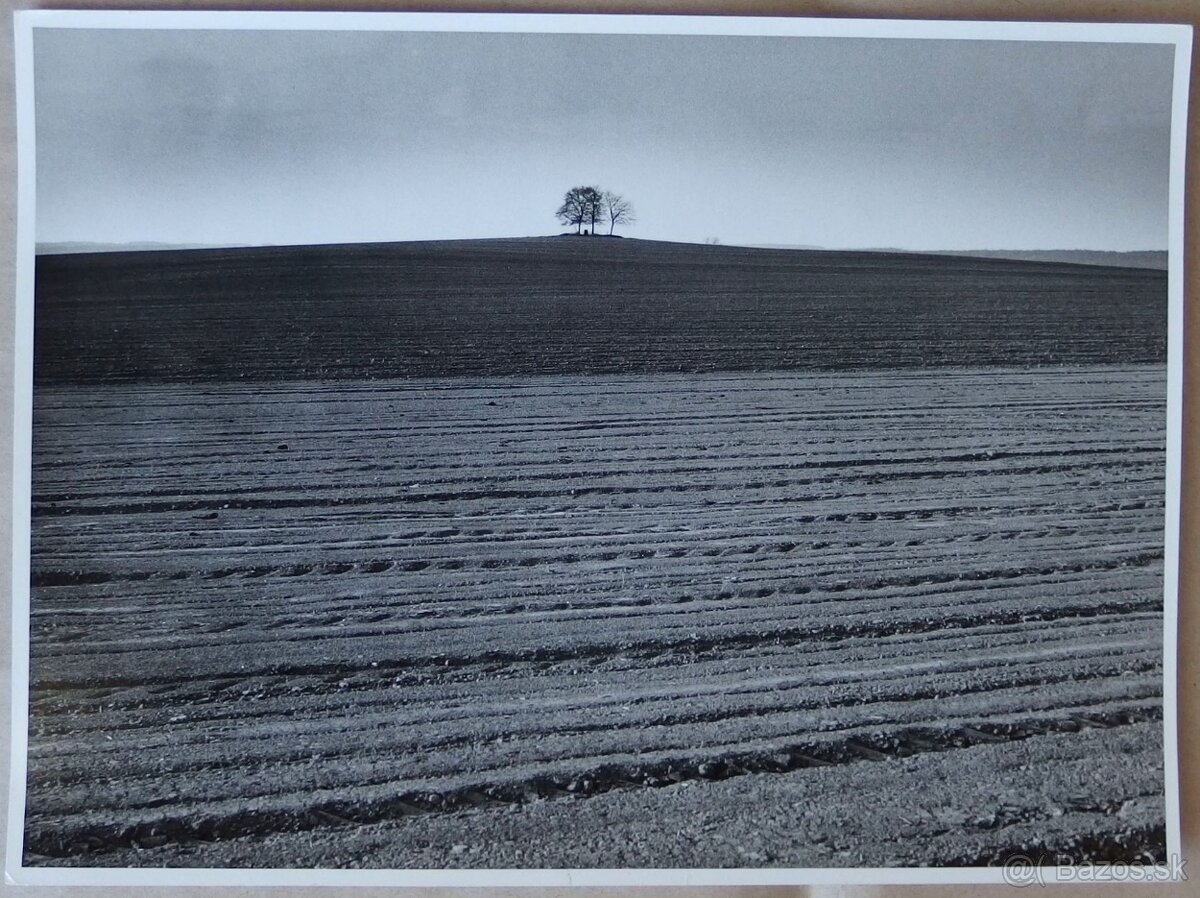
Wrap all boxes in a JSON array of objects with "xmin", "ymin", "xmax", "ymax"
[
  {"xmin": 1161, "ymin": 20, "xmax": 1191, "ymax": 873},
  {"xmin": 7, "ymin": 10, "xmax": 36, "ymax": 889},
  {"xmin": 7, "ymin": 9, "xmax": 1192, "ymax": 888}
]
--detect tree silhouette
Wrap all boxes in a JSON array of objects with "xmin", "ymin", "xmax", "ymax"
[
  {"xmin": 556, "ymin": 186, "xmax": 604, "ymax": 235},
  {"xmin": 603, "ymin": 192, "xmax": 636, "ymax": 236}
]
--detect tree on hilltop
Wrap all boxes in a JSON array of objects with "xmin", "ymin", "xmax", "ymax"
[
  {"xmin": 557, "ymin": 186, "xmax": 604, "ymax": 235},
  {"xmin": 602, "ymin": 191, "xmax": 636, "ymax": 236}
]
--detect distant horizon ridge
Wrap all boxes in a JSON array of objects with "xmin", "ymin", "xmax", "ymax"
[
  {"xmin": 36, "ymin": 237, "xmax": 1168, "ymax": 257},
  {"xmin": 35, "ymin": 238, "xmax": 1168, "ymax": 272}
]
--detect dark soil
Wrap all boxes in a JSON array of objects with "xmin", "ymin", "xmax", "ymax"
[
  {"xmin": 24, "ymin": 368, "xmax": 1166, "ymax": 868},
  {"xmin": 33, "ymin": 237, "xmax": 1166, "ymax": 385}
]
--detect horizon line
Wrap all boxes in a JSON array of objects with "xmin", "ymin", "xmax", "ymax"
[{"xmin": 34, "ymin": 237, "xmax": 1171, "ymax": 256}]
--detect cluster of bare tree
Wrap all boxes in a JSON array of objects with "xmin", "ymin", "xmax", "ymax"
[{"xmin": 556, "ymin": 186, "xmax": 636, "ymax": 236}]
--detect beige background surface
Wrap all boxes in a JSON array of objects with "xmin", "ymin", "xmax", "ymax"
[{"xmin": 0, "ymin": 1, "xmax": 1197, "ymax": 895}]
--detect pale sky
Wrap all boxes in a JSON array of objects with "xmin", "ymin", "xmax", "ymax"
[{"xmin": 33, "ymin": 26, "xmax": 1177, "ymax": 251}]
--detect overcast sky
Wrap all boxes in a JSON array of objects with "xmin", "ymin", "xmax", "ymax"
[{"xmin": 33, "ymin": 25, "xmax": 1176, "ymax": 251}]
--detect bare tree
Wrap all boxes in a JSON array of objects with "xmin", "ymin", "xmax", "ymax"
[
  {"xmin": 603, "ymin": 191, "xmax": 636, "ymax": 236},
  {"xmin": 556, "ymin": 186, "xmax": 604, "ymax": 235}
]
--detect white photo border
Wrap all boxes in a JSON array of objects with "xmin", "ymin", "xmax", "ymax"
[{"xmin": 7, "ymin": 9, "xmax": 1192, "ymax": 887}]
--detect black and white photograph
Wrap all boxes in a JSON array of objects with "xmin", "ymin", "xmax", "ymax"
[{"xmin": 7, "ymin": 11, "xmax": 1190, "ymax": 885}]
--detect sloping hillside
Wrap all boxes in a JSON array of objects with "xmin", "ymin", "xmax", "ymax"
[{"xmin": 33, "ymin": 237, "xmax": 1166, "ymax": 384}]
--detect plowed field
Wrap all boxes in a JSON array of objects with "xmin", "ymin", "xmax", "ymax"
[
  {"xmin": 24, "ymin": 363, "xmax": 1167, "ymax": 867},
  {"xmin": 32, "ymin": 238, "xmax": 1166, "ymax": 384}
]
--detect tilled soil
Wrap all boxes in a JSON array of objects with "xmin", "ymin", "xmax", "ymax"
[
  {"xmin": 63, "ymin": 723, "xmax": 1165, "ymax": 869},
  {"xmin": 23, "ymin": 365, "xmax": 1166, "ymax": 867},
  {"xmin": 32, "ymin": 238, "xmax": 1166, "ymax": 385}
]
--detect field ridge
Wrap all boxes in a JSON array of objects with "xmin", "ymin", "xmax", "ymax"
[{"xmin": 33, "ymin": 238, "xmax": 1167, "ymax": 384}]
